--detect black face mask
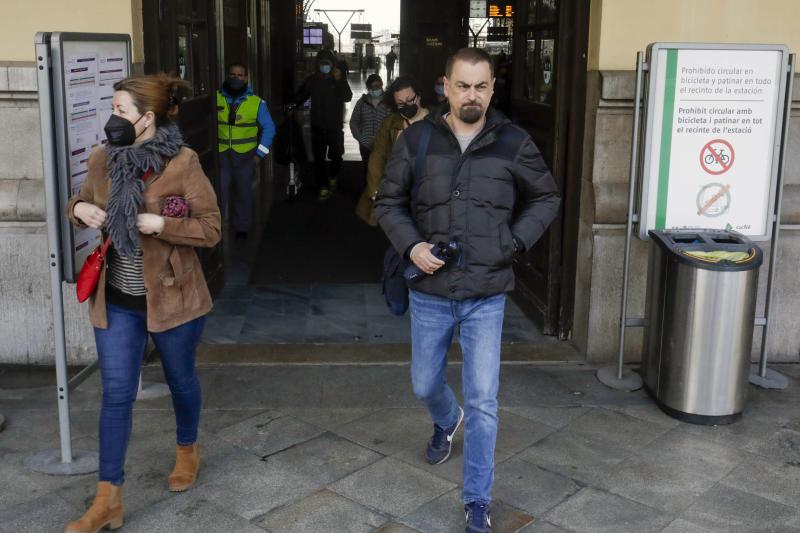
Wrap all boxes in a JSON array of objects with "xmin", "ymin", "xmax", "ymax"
[
  {"xmin": 398, "ymin": 104, "xmax": 418, "ymax": 119},
  {"xmin": 104, "ymin": 114, "xmax": 144, "ymax": 147},
  {"xmin": 224, "ymin": 77, "xmax": 247, "ymax": 96}
]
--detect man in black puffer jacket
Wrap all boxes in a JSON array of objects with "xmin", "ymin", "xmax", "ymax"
[
  {"xmin": 294, "ymin": 50, "xmax": 353, "ymax": 200},
  {"xmin": 375, "ymin": 48, "xmax": 559, "ymax": 533}
]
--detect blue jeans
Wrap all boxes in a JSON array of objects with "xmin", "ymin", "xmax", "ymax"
[
  {"xmin": 409, "ymin": 289, "xmax": 505, "ymax": 504},
  {"xmin": 94, "ymin": 303, "xmax": 205, "ymax": 485}
]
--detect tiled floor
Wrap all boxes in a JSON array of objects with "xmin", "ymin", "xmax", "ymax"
[
  {"xmin": 1, "ymin": 363, "xmax": 798, "ymax": 532},
  {"xmin": 205, "ymin": 210, "xmax": 545, "ymax": 346},
  {"xmin": 203, "ymin": 283, "xmax": 545, "ymax": 345}
]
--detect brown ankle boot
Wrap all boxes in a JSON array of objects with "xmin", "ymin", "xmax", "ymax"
[
  {"xmin": 168, "ymin": 443, "xmax": 199, "ymax": 492},
  {"xmin": 64, "ymin": 481, "xmax": 123, "ymax": 533}
]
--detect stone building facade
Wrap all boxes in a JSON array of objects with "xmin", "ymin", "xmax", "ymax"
[{"xmin": 1, "ymin": 0, "xmax": 799, "ymax": 365}]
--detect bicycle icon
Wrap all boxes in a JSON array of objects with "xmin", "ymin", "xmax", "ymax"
[
  {"xmin": 700, "ymin": 139, "xmax": 735, "ymax": 175},
  {"xmin": 704, "ymin": 149, "xmax": 730, "ymax": 166}
]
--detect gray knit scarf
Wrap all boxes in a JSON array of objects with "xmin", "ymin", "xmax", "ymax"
[{"xmin": 105, "ymin": 122, "xmax": 184, "ymax": 259}]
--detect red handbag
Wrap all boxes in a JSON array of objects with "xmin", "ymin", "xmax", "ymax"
[
  {"xmin": 75, "ymin": 167, "xmax": 154, "ymax": 303},
  {"xmin": 76, "ymin": 237, "xmax": 111, "ymax": 303}
]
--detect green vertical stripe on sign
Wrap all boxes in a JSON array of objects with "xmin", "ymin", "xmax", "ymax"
[{"xmin": 655, "ymin": 49, "xmax": 678, "ymax": 229}]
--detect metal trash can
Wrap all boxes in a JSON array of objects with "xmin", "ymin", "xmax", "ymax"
[{"xmin": 642, "ymin": 230, "xmax": 763, "ymax": 425}]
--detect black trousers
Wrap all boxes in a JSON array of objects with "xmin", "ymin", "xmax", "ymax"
[
  {"xmin": 359, "ymin": 144, "xmax": 372, "ymax": 185},
  {"xmin": 311, "ymin": 126, "xmax": 344, "ymax": 190}
]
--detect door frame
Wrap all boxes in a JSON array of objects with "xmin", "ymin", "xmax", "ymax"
[
  {"xmin": 556, "ymin": 0, "xmax": 590, "ymax": 339},
  {"xmin": 508, "ymin": 0, "xmax": 589, "ymax": 338},
  {"xmin": 142, "ymin": 0, "xmax": 224, "ymax": 294}
]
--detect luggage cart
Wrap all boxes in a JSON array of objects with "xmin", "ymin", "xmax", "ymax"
[{"xmin": 274, "ymin": 103, "xmax": 305, "ymax": 201}]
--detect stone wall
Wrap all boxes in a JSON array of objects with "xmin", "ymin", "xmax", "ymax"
[
  {"xmin": 0, "ymin": 62, "xmax": 95, "ymax": 364},
  {"xmin": 574, "ymin": 70, "xmax": 800, "ymax": 364}
]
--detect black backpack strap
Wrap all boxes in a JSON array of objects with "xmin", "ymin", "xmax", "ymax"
[
  {"xmin": 410, "ymin": 120, "xmax": 433, "ymax": 216},
  {"xmin": 381, "ymin": 121, "xmax": 432, "ymax": 317}
]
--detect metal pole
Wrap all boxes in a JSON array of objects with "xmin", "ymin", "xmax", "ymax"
[
  {"xmin": 597, "ymin": 52, "xmax": 645, "ymax": 391},
  {"xmin": 340, "ymin": 10, "xmax": 360, "ymax": 54},
  {"xmin": 316, "ymin": 9, "xmax": 363, "ymax": 54},
  {"xmin": 469, "ymin": 19, "xmax": 490, "ymax": 48},
  {"xmin": 36, "ymin": 38, "xmax": 73, "ymax": 464},
  {"xmin": 618, "ymin": 52, "xmax": 645, "ymax": 379},
  {"xmin": 750, "ymin": 54, "xmax": 795, "ymax": 390},
  {"xmin": 25, "ymin": 33, "xmax": 97, "ymax": 476},
  {"xmin": 52, "ymin": 273, "xmax": 72, "ymax": 463},
  {"xmin": 67, "ymin": 360, "xmax": 99, "ymax": 392},
  {"xmin": 318, "ymin": 10, "xmax": 342, "ymax": 48}
]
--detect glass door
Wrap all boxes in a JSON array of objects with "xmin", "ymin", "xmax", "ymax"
[{"xmin": 143, "ymin": 0, "xmax": 224, "ymax": 293}]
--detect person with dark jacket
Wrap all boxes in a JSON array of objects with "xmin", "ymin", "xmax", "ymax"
[
  {"xmin": 294, "ymin": 51, "xmax": 353, "ymax": 200},
  {"xmin": 375, "ymin": 48, "xmax": 560, "ymax": 533},
  {"xmin": 334, "ymin": 50, "xmax": 350, "ymax": 76},
  {"xmin": 385, "ymin": 48, "xmax": 398, "ymax": 80},
  {"xmin": 349, "ymin": 74, "xmax": 391, "ymax": 183},
  {"xmin": 425, "ymin": 74, "xmax": 448, "ymax": 113}
]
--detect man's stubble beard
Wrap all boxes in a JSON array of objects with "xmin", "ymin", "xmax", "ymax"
[{"xmin": 458, "ymin": 104, "xmax": 484, "ymax": 124}]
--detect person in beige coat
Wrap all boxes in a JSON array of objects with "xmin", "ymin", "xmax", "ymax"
[
  {"xmin": 64, "ymin": 74, "xmax": 221, "ymax": 533},
  {"xmin": 356, "ymin": 76, "xmax": 429, "ymax": 226}
]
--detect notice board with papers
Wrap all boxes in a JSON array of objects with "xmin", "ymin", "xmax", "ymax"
[{"xmin": 49, "ymin": 33, "xmax": 131, "ymax": 281}]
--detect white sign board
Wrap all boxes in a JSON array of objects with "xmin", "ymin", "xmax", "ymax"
[
  {"xmin": 639, "ymin": 43, "xmax": 788, "ymax": 241},
  {"xmin": 470, "ymin": 0, "xmax": 487, "ymax": 18},
  {"xmin": 50, "ymin": 34, "xmax": 131, "ymax": 281}
]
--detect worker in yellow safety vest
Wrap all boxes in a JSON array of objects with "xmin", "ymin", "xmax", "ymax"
[{"xmin": 217, "ymin": 62, "xmax": 275, "ymax": 240}]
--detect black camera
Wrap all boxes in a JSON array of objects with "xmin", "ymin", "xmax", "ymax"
[{"xmin": 404, "ymin": 240, "xmax": 463, "ymax": 281}]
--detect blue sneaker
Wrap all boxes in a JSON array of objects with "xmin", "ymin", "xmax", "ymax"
[
  {"xmin": 464, "ymin": 501, "xmax": 492, "ymax": 533},
  {"xmin": 426, "ymin": 406, "xmax": 464, "ymax": 464}
]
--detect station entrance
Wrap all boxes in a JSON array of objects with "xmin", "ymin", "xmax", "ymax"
[{"xmin": 140, "ymin": 0, "xmax": 588, "ymax": 359}]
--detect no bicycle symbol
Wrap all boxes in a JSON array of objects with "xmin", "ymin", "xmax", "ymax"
[{"xmin": 700, "ymin": 139, "xmax": 735, "ymax": 175}]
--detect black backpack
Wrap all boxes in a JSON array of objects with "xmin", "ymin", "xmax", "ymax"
[{"xmin": 382, "ymin": 121, "xmax": 433, "ymax": 316}]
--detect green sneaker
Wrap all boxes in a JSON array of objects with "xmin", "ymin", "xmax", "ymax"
[
  {"xmin": 329, "ymin": 178, "xmax": 338, "ymax": 191},
  {"xmin": 318, "ymin": 187, "xmax": 332, "ymax": 201}
]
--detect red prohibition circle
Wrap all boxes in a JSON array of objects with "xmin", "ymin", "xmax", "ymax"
[{"xmin": 699, "ymin": 139, "xmax": 735, "ymax": 175}]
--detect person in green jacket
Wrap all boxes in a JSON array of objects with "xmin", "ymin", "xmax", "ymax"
[{"xmin": 217, "ymin": 62, "xmax": 275, "ymax": 240}]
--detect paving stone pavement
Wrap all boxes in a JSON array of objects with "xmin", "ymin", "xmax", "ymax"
[{"xmin": 0, "ymin": 363, "xmax": 799, "ymax": 532}]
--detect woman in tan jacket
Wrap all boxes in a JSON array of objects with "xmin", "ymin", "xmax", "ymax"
[
  {"xmin": 64, "ymin": 74, "xmax": 221, "ymax": 533},
  {"xmin": 355, "ymin": 77, "xmax": 429, "ymax": 226}
]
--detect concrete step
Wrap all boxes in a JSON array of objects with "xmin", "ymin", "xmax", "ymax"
[{"xmin": 196, "ymin": 340, "xmax": 583, "ymax": 364}]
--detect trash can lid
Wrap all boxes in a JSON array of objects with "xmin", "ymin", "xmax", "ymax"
[{"xmin": 648, "ymin": 230, "xmax": 763, "ymax": 271}]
